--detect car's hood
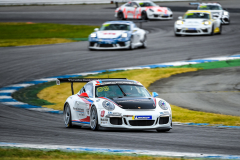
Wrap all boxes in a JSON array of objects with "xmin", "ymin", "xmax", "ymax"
[
  {"xmin": 145, "ymin": 6, "xmax": 170, "ymax": 14},
  {"xmin": 183, "ymin": 19, "xmax": 207, "ymax": 25},
  {"xmin": 112, "ymin": 97, "xmax": 156, "ymax": 109},
  {"xmin": 97, "ymin": 30, "xmax": 127, "ymax": 39}
]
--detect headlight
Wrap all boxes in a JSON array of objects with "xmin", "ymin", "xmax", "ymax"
[
  {"xmin": 158, "ymin": 100, "xmax": 168, "ymax": 110},
  {"xmin": 121, "ymin": 33, "xmax": 128, "ymax": 38},
  {"xmin": 91, "ymin": 33, "xmax": 97, "ymax": 38},
  {"xmin": 223, "ymin": 11, "xmax": 228, "ymax": 16},
  {"xmin": 176, "ymin": 20, "xmax": 183, "ymax": 25},
  {"xmin": 149, "ymin": 9, "xmax": 154, "ymax": 12},
  {"xmin": 102, "ymin": 100, "xmax": 115, "ymax": 111},
  {"xmin": 203, "ymin": 21, "xmax": 211, "ymax": 25}
]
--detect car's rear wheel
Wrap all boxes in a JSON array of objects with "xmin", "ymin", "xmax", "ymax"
[
  {"xmin": 90, "ymin": 106, "xmax": 100, "ymax": 131},
  {"xmin": 118, "ymin": 12, "xmax": 125, "ymax": 20},
  {"xmin": 64, "ymin": 103, "xmax": 72, "ymax": 128},
  {"xmin": 141, "ymin": 11, "xmax": 148, "ymax": 20}
]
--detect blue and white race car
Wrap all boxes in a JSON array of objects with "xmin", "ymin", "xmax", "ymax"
[
  {"xmin": 57, "ymin": 78, "xmax": 172, "ymax": 132},
  {"xmin": 88, "ymin": 21, "xmax": 147, "ymax": 50}
]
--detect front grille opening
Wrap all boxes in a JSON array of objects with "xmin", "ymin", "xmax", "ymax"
[
  {"xmin": 129, "ymin": 120, "xmax": 155, "ymax": 126},
  {"xmin": 162, "ymin": 16, "xmax": 169, "ymax": 18},
  {"xmin": 201, "ymin": 29, "xmax": 208, "ymax": 33},
  {"xmin": 99, "ymin": 44, "xmax": 113, "ymax": 47},
  {"xmin": 185, "ymin": 30, "xmax": 198, "ymax": 33},
  {"xmin": 123, "ymin": 118, "xmax": 128, "ymax": 125},
  {"xmin": 110, "ymin": 118, "xmax": 122, "ymax": 125},
  {"xmin": 118, "ymin": 42, "xmax": 125, "ymax": 47},
  {"xmin": 154, "ymin": 14, "xmax": 159, "ymax": 17},
  {"xmin": 176, "ymin": 29, "xmax": 181, "ymax": 32},
  {"xmin": 159, "ymin": 117, "xmax": 169, "ymax": 124},
  {"xmin": 89, "ymin": 42, "xmax": 95, "ymax": 47},
  {"xmin": 170, "ymin": 14, "xmax": 173, "ymax": 17}
]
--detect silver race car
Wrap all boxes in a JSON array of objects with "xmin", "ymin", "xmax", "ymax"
[
  {"xmin": 190, "ymin": 2, "xmax": 230, "ymax": 25},
  {"xmin": 88, "ymin": 21, "xmax": 147, "ymax": 50},
  {"xmin": 174, "ymin": 10, "xmax": 222, "ymax": 36},
  {"xmin": 57, "ymin": 78, "xmax": 172, "ymax": 132}
]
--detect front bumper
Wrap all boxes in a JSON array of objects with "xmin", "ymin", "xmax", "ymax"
[
  {"xmin": 99, "ymin": 110, "xmax": 172, "ymax": 130},
  {"xmin": 148, "ymin": 14, "xmax": 173, "ymax": 20},
  {"xmin": 89, "ymin": 38, "xmax": 130, "ymax": 50},
  {"xmin": 175, "ymin": 26, "xmax": 212, "ymax": 35}
]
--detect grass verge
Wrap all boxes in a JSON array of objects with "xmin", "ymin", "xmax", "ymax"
[
  {"xmin": 38, "ymin": 68, "xmax": 197, "ymax": 111},
  {"xmin": 0, "ymin": 22, "xmax": 98, "ymax": 47},
  {"xmin": 0, "ymin": 147, "xmax": 194, "ymax": 160}
]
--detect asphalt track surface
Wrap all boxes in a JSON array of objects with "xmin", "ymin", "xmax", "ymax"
[{"xmin": 0, "ymin": 0, "xmax": 240, "ymax": 156}]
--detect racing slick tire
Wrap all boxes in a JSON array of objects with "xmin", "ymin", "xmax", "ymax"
[
  {"xmin": 64, "ymin": 103, "xmax": 72, "ymax": 128},
  {"xmin": 141, "ymin": 11, "xmax": 148, "ymax": 20},
  {"xmin": 175, "ymin": 33, "xmax": 181, "ymax": 37},
  {"xmin": 210, "ymin": 25, "xmax": 214, "ymax": 36},
  {"xmin": 90, "ymin": 106, "xmax": 100, "ymax": 131},
  {"xmin": 118, "ymin": 12, "xmax": 125, "ymax": 20},
  {"xmin": 156, "ymin": 129, "xmax": 171, "ymax": 132},
  {"xmin": 141, "ymin": 34, "xmax": 147, "ymax": 48},
  {"xmin": 219, "ymin": 24, "xmax": 222, "ymax": 35},
  {"xmin": 128, "ymin": 36, "xmax": 134, "ymax": 50}
]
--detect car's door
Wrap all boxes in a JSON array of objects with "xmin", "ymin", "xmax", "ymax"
[
  {"xmin": 131, "ymin": 24, "xmax": 141, "ymax": 43},
  {"xmin": 125, "ymin": 2, "xmax": 135, "ymax": 19}
]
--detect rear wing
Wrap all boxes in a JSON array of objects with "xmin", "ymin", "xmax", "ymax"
[
  {"xmin": 189, "ymin": 2, "xmax": 200, "ymax": 6},
  {"xmin": 56, "ymin": 78, "xmax": 127, "ymax": 95}
]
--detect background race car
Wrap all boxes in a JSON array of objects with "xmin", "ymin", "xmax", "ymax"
[
  {"xmin": 174, "ymin": 10, "xmax": 222, "ymax": 36},
  {"xmin": 190, "ymin": 2, "xmax": 230, "ymax": 25},
  {"xmin": 88, "ymin": 21, "xmax": 147, "ymax": 50},
  {"xmin": 58, "ymin": 78, "xmax": 172, "ymax": 132},
  {"xmin": 115, "ymin": 1, "xmax": 173, "ymax": 20}
]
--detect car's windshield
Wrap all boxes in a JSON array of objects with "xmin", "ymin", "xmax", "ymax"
[
  {"xmin": 95, "ymin": 84, "xmax": 151, "ymax": 98},
  {"xmin": 198, "ymin": 5, "xmax": 222, "ymax": 10},
  {"xmin": 184, "ymin": 12, "xmax": 210, "ymax": 19},
  {"xmin": 100, "ymin": 24, "xmax": 130, "ymax": 31},
  {"xmin": 138, "ymin": 2, "xmax": 158, "ymax": 7}
]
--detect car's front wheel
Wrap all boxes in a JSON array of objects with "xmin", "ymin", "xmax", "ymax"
[
  {"xmin": 64, "ymin": 103, "xmax": 72, "ymax": 128},
  {"xmin": 90, "ymin": 106, "xmax": 100, "ymax": 131},
  {"xmin": 128, "ymin": 36, "xmax": 134, "ymax": 50},
  {"xmin": 175, "ymin": 33, "xmax": 181, "ymax": 37},
  {"xmin": 210, "ymin": 25, "xmax": 214, "ymax": 36},
  {"xmin": 141, "ymin": 34, "xmax": 147, "ymax": 48},
  {"xmin": 118, "ymin": 12, "xmax": 125, "ymax": 20},
  {"xmin": 141, "ymin": 11, "xmax": 148, "ymax": 20}
]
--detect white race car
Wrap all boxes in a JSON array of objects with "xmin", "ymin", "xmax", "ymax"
[
  {"xmin": 88, "ymin": 21, "xmax": 147, "ymax": 50},
  {"xmin": 174, "ymin": 10, "xmax": 222, "ymax": 36},
  {"xmin": 190, "ymin": 2, "xmax": 230, "ymax": 25},
  {"xmin": 57, "ymin": 78, "xmax": 172, "ymax": 132},
  {"xmin": 115, "ymin": 1, "xmax": 173, "ymax": 20}
]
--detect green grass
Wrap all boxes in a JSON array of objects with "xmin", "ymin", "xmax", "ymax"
[
  {"xmin": 0, "ymin": 22, "xmax": 99, "ymax": 46},
  {"xmin": 0, "ymin": 147, "xmax": 195, "ymax": 160}
]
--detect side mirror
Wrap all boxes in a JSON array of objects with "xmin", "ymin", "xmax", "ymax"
[
  {"xmin": 94, "ymin": 28, "xmax": 99, "ymax": 32},
  {"xmin": 178, "ymin": 16, "xmax": 182, "ymax": 20},
  {"xmin": 79, "ymin": 92, "xmax": 89, "ymax": 98},
  {"xmin": 133, "ymin": 5, "xmax": 138, "ymax": 8},
  {"xmin": 152, "ymin": 92, "xmax": 159, "ymax": 97}
]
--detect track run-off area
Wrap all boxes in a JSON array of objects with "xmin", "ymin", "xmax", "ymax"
[{"xmin": 0, "ymin": 0, "xmax": 240, "ymax": 159}]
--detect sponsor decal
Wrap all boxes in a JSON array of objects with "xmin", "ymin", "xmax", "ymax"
[
  {"xmin": 97, "ymin": 86, "xmax": 109, "ymax": 92},
  {"xmin": 86, "ymin": 109, "xmax": 90, "ymax": 115},
  {"xmin": 132, "ymin": 115, "xmax": 152, "ymax": 120},
  {"xmin": 101, "ymin": 110, "xmax": 105, "ymax": 117},
  {"xmin": 108, "ymin": 112, "xmax": 122, "ymax": 116},
  {"xmin": 99, "ymin": 82, "xmax": 141, "ymax": 85},
  {"xmin": 103, "ymin": 33, "xmax": 116, "ymax": 35},
  {"xmin": 117, "ymin": 99, "xmax": 151, "ymax": 103},
  {"xmin": 101, "ymin": 118, "xmax": 108, "ymax": 121},
  {"xmin": 160, "ymin": 112, "xmax": 164, "ymax": 115}
]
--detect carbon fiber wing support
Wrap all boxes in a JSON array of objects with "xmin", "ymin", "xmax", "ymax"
[{"xmin": 56, "ymin": 78, "xmax": 127, "ymax": 95}]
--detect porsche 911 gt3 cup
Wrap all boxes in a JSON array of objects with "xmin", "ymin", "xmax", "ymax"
[
  {"xmin": 57, "ymin": 78, "xmax": 172, "ymax": 132},
  {"xmin": 174, "ymin": 10, "xmax": 222, "ymax": 36},
  {"xmin": 190, "ymin": 2, "xmax": 230, "ymax": 24},
  {"xmin": 115, "ymin": 1, "xmax": 173, "ymax": 20},
  {"xmin": 88, "ymin": 21, "xmax": 147, "ymax": 50}
]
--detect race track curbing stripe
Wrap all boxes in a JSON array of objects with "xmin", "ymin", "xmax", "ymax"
[
  {"xmin": 0, "ymin": 142, "xmax": 240, "ymax": 159},
  {"xmin": 0, "ymin": 54, "xmax": 240, "ymax": 121}
]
